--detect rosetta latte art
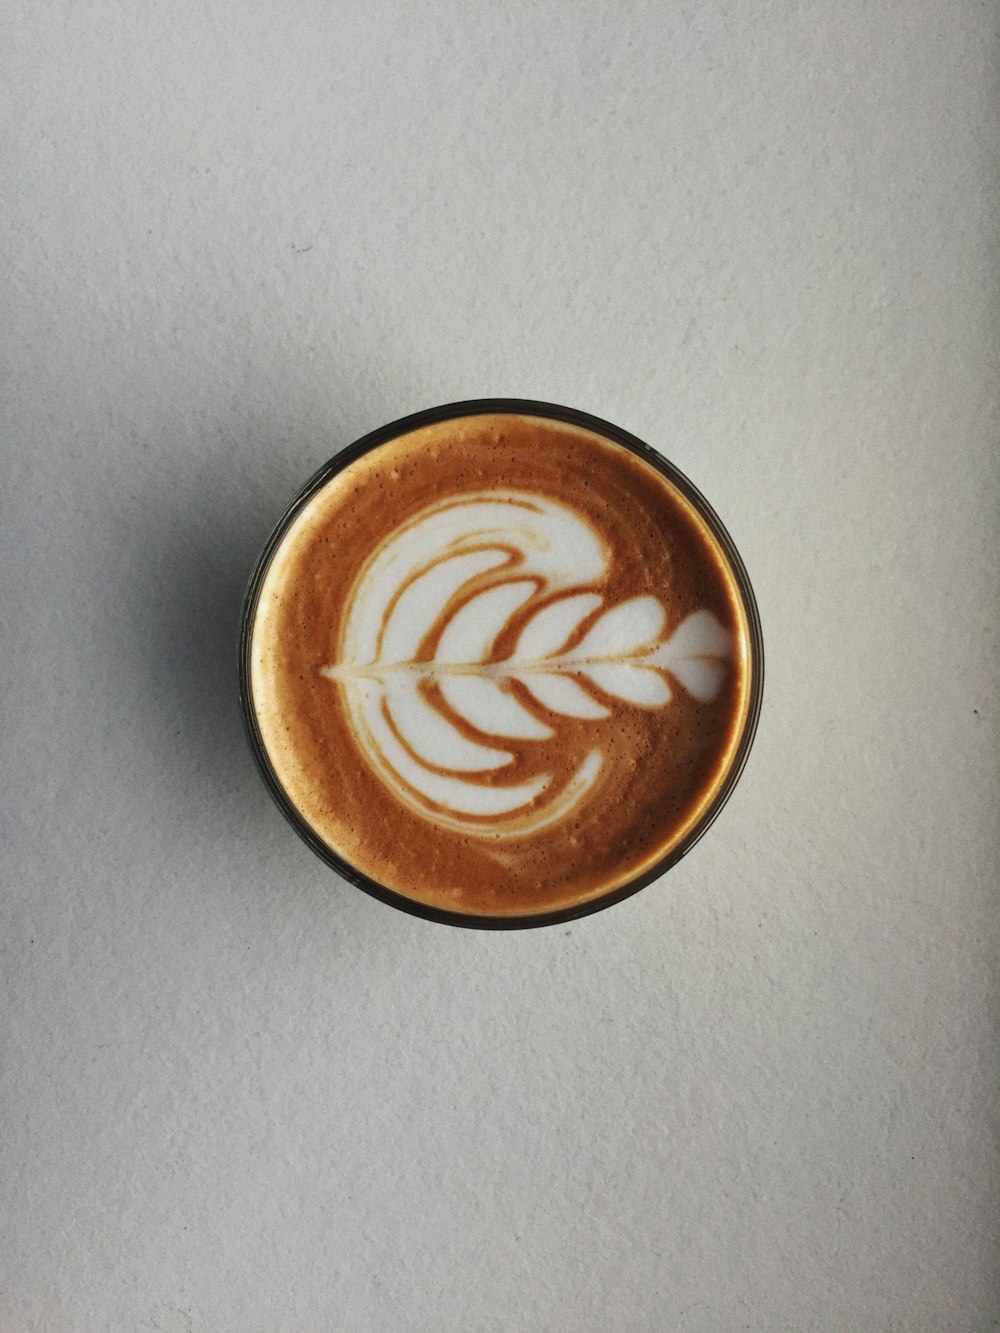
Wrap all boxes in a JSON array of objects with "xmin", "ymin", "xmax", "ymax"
[{"xmin": 320, "ymin": 491, "xmax": 730, "ymax": 837}]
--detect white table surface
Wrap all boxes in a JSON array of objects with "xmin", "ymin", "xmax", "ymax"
[{"xmin": 3, "ymin": 4, "xmax": 997, "ymax": 1330}]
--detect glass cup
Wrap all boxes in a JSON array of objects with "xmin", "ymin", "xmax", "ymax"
[{"xmin": 239, "ymin": 399, "xmax": 764, "ymax": 928}]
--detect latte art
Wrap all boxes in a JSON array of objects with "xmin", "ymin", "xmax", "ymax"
[
  {"xmin": 320, "ymin": 491, "xmax": 731, "ymax": 836},
  {"xmin": 245, "ymin": 408, "xmax": 760, "ymax": 922}
]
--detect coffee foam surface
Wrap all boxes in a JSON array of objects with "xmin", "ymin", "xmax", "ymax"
[{"xmin": 250, "ymin": 414, "xmax": 752, "ymax": 917}]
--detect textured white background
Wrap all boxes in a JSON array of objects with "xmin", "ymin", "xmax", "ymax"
[{"xmin": 2, "ymin": 3, "xmax": 997, "ymax": 1330}]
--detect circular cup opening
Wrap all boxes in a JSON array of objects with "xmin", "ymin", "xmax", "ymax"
[{"xmin": 239, "ymin": 399, "xmax": 764, "ymax": 929}]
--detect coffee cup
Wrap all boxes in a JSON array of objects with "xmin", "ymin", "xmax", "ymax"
[{"xmin": 239, "ymin": 400, "xmax": 763, "ymax": 927}]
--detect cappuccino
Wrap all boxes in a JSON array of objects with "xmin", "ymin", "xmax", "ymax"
[{"xmin": 242, "ymin": 404, "xmax": 761, "ymax": 924}]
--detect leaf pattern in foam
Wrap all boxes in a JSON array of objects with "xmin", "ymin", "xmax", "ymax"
[
  {"xmin": 322, "ymin": 488, "xmax": 734, "ymax": 831},
  {"xmin": 579, "ymin": 664, "xmax": 671, "ymax": 707},
  {"xmin": 384, "ymin": 679, "xmax": 513, "ymax": 771},
  {"xmin": 512, "ymin": 671, "xmax": 610, "ymax": 720},
  {"xmin": 574, "ymin": 595, "xmax": 666, "ymax": 658},
  {"xmin": 652, "ymin": 608, "xmax": 731, "ymax": 701},
  {"xmin": 435, "ymin": 581, "xmax": 537, "ymax": 663},
  {"xmin": 363, "ymin": 682, "xmax": 549, "ymax": 815},
  {"xmin": 438, "ymin": 677, "xmax": 554, "ymax": 740},
  {"xmin": 380, "ymin": 549, "xmax": 507, "ymax": 663},
  {"xmin": 513, "ymin": 592, "xmax": 603, "ymax": 659}
]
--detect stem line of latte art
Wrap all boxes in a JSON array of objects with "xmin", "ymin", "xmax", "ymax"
[{"xmin": 320, "ymin": 491, "xmax": 731, "ymax": 837}]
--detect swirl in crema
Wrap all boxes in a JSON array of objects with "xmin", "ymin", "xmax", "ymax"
[{"xmin": 321, "ymin": 490, "xmax": 730, "ymax": 837}]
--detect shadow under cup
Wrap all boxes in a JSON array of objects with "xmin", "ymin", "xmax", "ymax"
[{"xmin": 238, "ymin": 399, "xmax": 764, "ymax": 929}]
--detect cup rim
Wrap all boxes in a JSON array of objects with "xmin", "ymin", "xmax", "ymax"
[{"xmin": 238, "ymin": 397, "xmax": 764, "ymax": 929}]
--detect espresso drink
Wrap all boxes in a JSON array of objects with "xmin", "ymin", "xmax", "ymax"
[{"xmin": 245, "ymin": 408, "xmax": 760, "ymax": 922}]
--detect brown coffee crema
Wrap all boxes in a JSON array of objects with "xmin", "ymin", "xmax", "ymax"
[{"xmin": 249, "ymin": 413, "xmax": 753, "ymax": 918}]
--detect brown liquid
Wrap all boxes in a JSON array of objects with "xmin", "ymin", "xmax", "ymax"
[{"xmin": 250, "ymin": 413, "xmax": 753, "ymax": 918}]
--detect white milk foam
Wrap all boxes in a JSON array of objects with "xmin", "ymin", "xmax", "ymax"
[{"xmin": 319, "ymin": 489, "xmax": 730, "ymax": 838}]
